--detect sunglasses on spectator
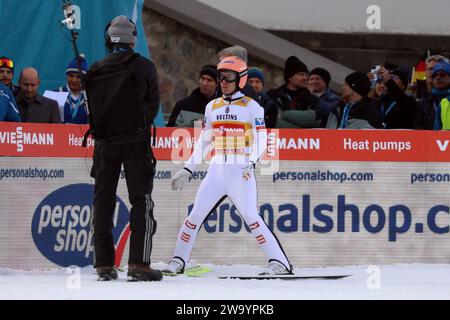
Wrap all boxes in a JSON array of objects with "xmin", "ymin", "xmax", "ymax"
[
  {"xmin": 218, "ymin": 72, "xmax": 238, "ymax": 83},
  {"xmin": 0, "ymin": 58, "xmax": 14, "ymax": 69}
]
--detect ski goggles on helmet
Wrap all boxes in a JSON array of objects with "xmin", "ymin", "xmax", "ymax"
[
  {"xmin": 218, "ymin": 71, "xmax": 238, "ymax": 83},
  {"xmin": 0, "ymin": 58, "xmax": 14, "ymax": 69}
]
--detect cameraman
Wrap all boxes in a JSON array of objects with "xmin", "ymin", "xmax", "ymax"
[{"xmin": 86, "ymin": 16, "xmax": 161, "ymax": 281}]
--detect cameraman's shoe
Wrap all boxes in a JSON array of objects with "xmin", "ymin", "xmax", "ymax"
[
  {"xmin": 96, "ymin": 266, "xmax": 118, "ymax": 281},
  {"xmin": 127, "ymin": 264, "xmax": 163, "ymax": 282}
]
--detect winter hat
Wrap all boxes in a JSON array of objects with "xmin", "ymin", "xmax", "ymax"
[
  {"xmin": 345, "ymin": 72, "xmax": 371, "ymax": 97},
  {"xmin": 309, "ymin": 67, "xmax": 331, "ymax": 87},
  {"xmin": 284, "ymin": 55, "xmax": 309, "ymax": 82},
  {"xmin": 248, "ymin": 67, "xmax": 265, "ymax": 84},
  {"xmin": 432, "ymin": 62, "xmax": 450, "ymax": 78},
  {"xmin": 199, "ymin": 64, "xmax": 218, "ymax": 82},
  {"xmin": 107, "ymin": 15, "xmax": 137, "ymax": 45},
  {"xmin": 66, "ymin": 54, "xmax": 87, "ymax": 74}
]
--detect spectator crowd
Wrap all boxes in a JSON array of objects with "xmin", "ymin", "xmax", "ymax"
[
  {"xmin": 0, "ymin": 55, "xmax": 88, "ymax": 124},
  {"xmin": 2, "ymin": 46, "xmax": 450, "ymax": 130}
]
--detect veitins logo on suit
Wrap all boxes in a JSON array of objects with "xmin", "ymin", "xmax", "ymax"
[{"xmin": 217, "ymin": 114, "xmax": 237, "ymax": 120}]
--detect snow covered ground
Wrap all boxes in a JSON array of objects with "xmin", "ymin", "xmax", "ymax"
[{"xmin": 0, "ymin": 263, "xmax": 449, "ymax": 300}]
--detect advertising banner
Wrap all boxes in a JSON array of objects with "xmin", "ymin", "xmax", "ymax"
[
  {"xmin": 2, "ymin": 123, "xmax": 450, "ymax": 161},
  {"xmin": 1, "ymin": 124, "xmax": 449, "ymax": 268}
]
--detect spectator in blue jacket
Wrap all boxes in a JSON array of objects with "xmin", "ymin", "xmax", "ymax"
[
  {"xmin": 54, "ymin": 55, "xmax": 88, "ymax": 124},
  {"xmin": 0, "ymin": 82, "xmax": 21, "ymax": 122},
  {"xmin": 0, "ymin": 56, "xmax": 20, "ymax": 96}
]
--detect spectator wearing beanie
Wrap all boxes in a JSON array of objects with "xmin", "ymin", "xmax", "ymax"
[
  {"xmin": 268, "ymin": 56, "xmax": 329, "ymax": 128},
  {"xmin": 373, "ymin": 66, "xmax": 417, "ymax": 129},
  {"xmin": 168, "ymin": 64, "xmax": 219, "ymax": 127},
  {"xmin": 268, "ymin": 56, "xmax": 310, "ymax": 112},
  {"xmin": 247, "ymin": 68, "xmax": 264, "ymax": 92},
  {"xmin": 326, "ymin": 71, "xmax": 382, "ymax": 129},
  {"xmin": 308, "ymin": 67, "xmax": 340, "ymax": 120},
  {"xmin": 52, "ymin": 54, "xmax": 88, "ymax": 124},
  {"xmin": 309, "ymin": 68, "xmax": 339, "ymax": 101},
  {"xmin": 0, "ymin": 56, "xmax": 20, "ymax": 96},
  {"xmin": 247, "ymin": 67, "xmax": 278, "ymax": 128},
  {"xmin": 415, "ymin": 61, "xmax": 450, "ymax": 130},
  {"xmin": 423, "ymin": 55, "xmax": 449, "ymax": 98}
]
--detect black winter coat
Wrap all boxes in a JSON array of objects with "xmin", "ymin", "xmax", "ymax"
[
  {"xmin": 329, "ymin": 96, "xmax": 383, "ymax": 129},
  {"xmin": 167, "ymin": 88, "xmax": 217, "ymax": 127},
  {"xmin": 378, "ymin": 79, "xmax": 417, "ymax": 129},
  {"xmin": 86, "ymin": 50, "xmax": 160, "ymax": 144}
]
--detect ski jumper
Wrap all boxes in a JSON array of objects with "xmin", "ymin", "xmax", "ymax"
[{"xmin": 172, "ymin": 91, "xmax": 291, "ymax": 270}]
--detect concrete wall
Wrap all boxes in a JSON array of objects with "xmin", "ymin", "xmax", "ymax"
[
  {"xmin": 269, "ymin": 31, "xmax": 450, "ymax": 73},
  {"xmin": 197, "ymin": 0, "xmax": 450, "ymax": 35},
  {"xmin": 142, "ymin": 8, "xmax": 285, "ymax": 118}
]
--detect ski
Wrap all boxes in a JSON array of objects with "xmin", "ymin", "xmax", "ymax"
[
  {"xmin": 162, "ymin": 265, "xmax": 213, "ymax": 277},
  {"xmin": 161, "ymin": 264, "xmax": 351, "ymax": 280},
  {"xmin": 218, "ymin": 274, "xmax": 352, "ymax": 280}
]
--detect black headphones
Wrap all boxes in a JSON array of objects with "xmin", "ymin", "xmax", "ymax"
[{"xmin": 104, "ymin": 17, "xmax": 137, "ymax": 53}]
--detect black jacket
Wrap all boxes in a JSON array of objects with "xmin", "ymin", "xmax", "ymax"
[
  {"xmin": 415, "ymin": 93, "xmax": 447, "ymax": 130},
  {"xmin": 267, "ymin": 84, "xmax": 329, "ymax": 125},
  {"xmin": 267, "ymin": 84, "xmax": 319, "ymax": 111},
  {"xmin": 258, "ymin": 92, "xmax": 278, "ymax": 128},
  {"xmin": 86, "ymin": 50, "xmax": 159, "ymax": 144},
  {"xmin": 167, "ymin": 88, "xmax": 217, "ymax": 127},
  {"xmin": 377, "ymin": 79, "xmax": 417, "ymax": 129},
  {"xmin": 328, "ymin": 96, "xmax": 383, "ymax": 129},
  {"xmin": 16, "ymin": 94, "xmax": 61, "ymax": 123}
]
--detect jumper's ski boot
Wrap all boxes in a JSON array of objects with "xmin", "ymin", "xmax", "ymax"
[
  {"xmin": 162, "ymin": 257, "xmax": 185, "ymax": 275},
  {"xmin": 267, "ymin": 260, "xmax": 293, "ymax": 275}
]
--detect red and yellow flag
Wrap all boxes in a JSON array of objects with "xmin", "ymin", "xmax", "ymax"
[{"xmin": 411, "ymin": 55, "xmax": 427, "ymax": 83}]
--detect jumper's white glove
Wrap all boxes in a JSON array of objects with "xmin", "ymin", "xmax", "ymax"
[
  {"xmin": 171, "ymin": 168, "xmax": 192, "ymax": 191},
  {"xmin": 242, "ymin": 162, "xmax": 256, "ymax": 181}
]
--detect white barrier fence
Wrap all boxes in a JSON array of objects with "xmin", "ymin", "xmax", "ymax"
[{"xmin": 1, "ymin": 157, "xmax": 449, "ymax": 269}]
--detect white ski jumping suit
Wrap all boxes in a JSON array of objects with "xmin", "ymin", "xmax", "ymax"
[{"xmin": 172, "ymin": 91, "xmax": 291, "ymax": 270}]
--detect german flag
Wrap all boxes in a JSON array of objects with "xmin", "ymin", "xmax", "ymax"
[{"xmin": 411, "ymin": 52, "xmax": 428, "ymax": 84}]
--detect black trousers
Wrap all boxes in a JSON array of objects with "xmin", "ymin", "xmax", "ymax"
[{"xmin": 91, "ymin": 141, "xmax": 156, "ymax": 268}]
